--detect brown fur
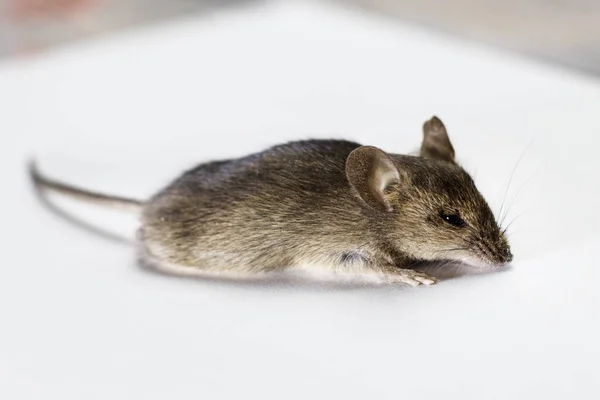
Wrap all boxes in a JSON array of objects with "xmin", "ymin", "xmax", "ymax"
[{"xmin": 31, "ymin": 116, "xmax": 512, "ymax": 286}]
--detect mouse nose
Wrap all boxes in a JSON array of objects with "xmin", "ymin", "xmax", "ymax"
[
  {"xmin": 500, "ymin": 248, "xmax": 513, "ymax": 264},
  {"xmin": 490, "ymin": 240, "xmax": 512, "ymax": 265},
  {"xmin": 496, "ymin": 233, "xmax": 513, "ymax": 264}
]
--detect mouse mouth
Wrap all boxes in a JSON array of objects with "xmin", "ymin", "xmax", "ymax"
[
  {"xmin": 426, "ymin": 239, "xmax": 513, "ymax": 270},
  {"xmin": 439, "ymin": 247, "xmax": 511, "ymax": 270},
  {"xmin": 459, "ymin": 253, "xmax": 512, "ymax": 270},
  {"xmin": 465, "ymin": 237, "xmax": 513, "ymax": 269}
]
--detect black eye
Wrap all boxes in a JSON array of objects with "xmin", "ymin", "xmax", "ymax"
[{"xmin": 440, "ymin": 211, "xmax": 466, "ymax": 227}]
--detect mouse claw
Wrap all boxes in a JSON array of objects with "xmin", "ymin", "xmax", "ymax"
[
  {"xmin": 413, "ymin": 274, "xmax": 438, "ymax": 286},
  {"xmin": 390, "ymin": 269, "xmax": 438, "ymax": 286}
]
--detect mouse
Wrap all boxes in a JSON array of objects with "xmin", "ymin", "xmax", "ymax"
[{"xmin": 29, "ymin": 116, "xmax": 512, "ymax": 286}]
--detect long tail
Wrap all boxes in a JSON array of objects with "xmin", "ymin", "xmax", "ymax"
[{"xmin": 28, "ymin": 160, "xmax": 144, "ymax": 213}]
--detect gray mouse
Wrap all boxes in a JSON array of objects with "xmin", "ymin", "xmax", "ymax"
[{"xmin": 30, "ymin": 116, "xmax": 512, "ymax": 286}]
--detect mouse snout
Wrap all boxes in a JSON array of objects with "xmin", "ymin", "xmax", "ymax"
[
  {"xmin": 473, "ymin": 234, "xmax": 513, "ymax": 267},
  {"xmin": 497, "ymin": 247, "xmax": 513, "ymax": 264},
  {"xmin": 497, "ymin": 233, "xmax": 513, "ymax": 264}
]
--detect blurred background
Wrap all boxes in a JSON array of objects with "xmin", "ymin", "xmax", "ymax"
[{"xmin": 1, "ymin": 0, "xmax": 599, "ymax": 76}]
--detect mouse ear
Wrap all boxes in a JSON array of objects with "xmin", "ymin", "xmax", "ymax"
[
  {"xmin": 345, "ymin": 146, "xmax": 401, "ymax": 212},
  {"xmin": 420, "ymin": 116, "xmax": 456, "ymax": 163}
]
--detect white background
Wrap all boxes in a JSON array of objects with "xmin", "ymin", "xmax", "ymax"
[{"xmin": 1, "ymin": 1, "xmax": 599, "ymax": 398}]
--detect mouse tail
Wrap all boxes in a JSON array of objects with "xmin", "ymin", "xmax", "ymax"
[{"xmin": 28, "ymin": 160, "xmax": 144, "ymax": 213}]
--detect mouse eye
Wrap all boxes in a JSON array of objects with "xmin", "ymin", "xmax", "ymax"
[{"xmin": 440, "ymin": 211, "xmax": 466, "ymax": 228}]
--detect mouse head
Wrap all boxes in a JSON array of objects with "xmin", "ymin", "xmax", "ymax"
[{"xmin": 346, "ymin": 116, "xmax": 512, "ymax": 268}]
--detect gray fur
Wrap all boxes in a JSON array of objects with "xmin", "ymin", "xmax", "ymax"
[{"xmin": 30, "ymin": 117, "xmax": 512, "ymax": 286}]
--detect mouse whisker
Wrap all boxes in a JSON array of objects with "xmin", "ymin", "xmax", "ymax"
[
  {"xmin": 501, "ymin": 211, "xmax": 524, "ymax": 236},
  {"xmin": 498, "ymin": 170, "xmax": 538, "ymax": 228},
  {"xmin": 465, "ymin": 238, "xmax": 480, "ymax": 249},
  {"xmin": 455, "ymin": 262, "xmax": 463, "ymax": 276},
  {"xmin": 438, "ymin": 247, "xmax": 469, "ymax": 253},
  {"xmin": 497, "ymin": 138, "xmax": 536, "ymax": 226}
]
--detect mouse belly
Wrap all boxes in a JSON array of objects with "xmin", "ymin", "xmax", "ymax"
[
  {"xmin": 137, "ymin": 223, "xmax": 347, "ymax": 275},
  {"xmin": 137, "ymin": 227, "xmax": 436, "ymax": 286},
  {"xmin": 138, "ymin": 190, "xmax": 367, "ymax": 274},
  {"xmin": 137, "ymin": 206, "xmax": 374, "ymax": 277}
]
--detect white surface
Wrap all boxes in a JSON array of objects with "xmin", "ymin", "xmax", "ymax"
[{"xmin": 1, "ymin": 1, "xmax": 600, "ymax": 398}]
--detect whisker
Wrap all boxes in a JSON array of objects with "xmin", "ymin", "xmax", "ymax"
[
  {"xmin": 497, "ymin": 137, "xmax": 536, "ymax": 226},
  {"xmin": 405, "ymin": 259, "xmax": 423, "ymax": 270},
  {"xmin": 437, "ymin": 259, "xmax": 454, "ymax": 273},
  {"xmin": 502, "ymin": 212, "xmax": 524, "ymax": 235},
  {"xmin": 499, "ymin": 168, "xmax": 539, "ymax": 228},
  {"xmin": 438, "ymin": 247, "xmax": 470, "ymax": 253},
  {"xmin": 456, "ymin": 263, "xmax": 465, "ymax": 276},
  {"xmin": 504, "ymin": 229, "xmax": 524, "ymax": 237},
  {"xmin": 465, "ymin": 238, "xmax": 480, "ymax": 249}
]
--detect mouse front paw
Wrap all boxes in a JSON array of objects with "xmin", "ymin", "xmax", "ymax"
[{"xmin": 388, "ymin": 269, "xmax": 438, "ymax": 286}]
